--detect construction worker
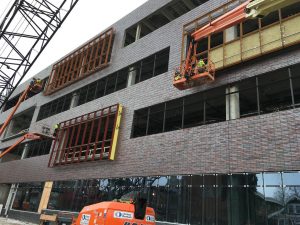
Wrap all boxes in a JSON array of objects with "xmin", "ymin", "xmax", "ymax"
[
  {"xmin": 53, "ymin": 124, "xmax": 60, "ymax": 137},
  {"xmin": 197, "ymin": 59, "xmax": 206, "ymax": 73},
  {"xmin": 174, "ymin": 68, "xmax": 182, "ymax": 81}
]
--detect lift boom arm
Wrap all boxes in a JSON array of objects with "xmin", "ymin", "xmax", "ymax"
[
  {"xmin": 0, "ymin": 133, "xmax": 41, "ymax": 159},
  {"xmin": 0, "ymin": 81, "xmax": 42, "ymax": 137}
]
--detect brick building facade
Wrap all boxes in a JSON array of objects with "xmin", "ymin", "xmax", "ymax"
[{"xmin": 0, "ymin": 0, "xmax": 300, "ymax": 224}]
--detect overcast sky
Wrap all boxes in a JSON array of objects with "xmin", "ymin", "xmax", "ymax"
[{"xmin": 0, "ymin": 0, "xmax": 148, "ymax": 83}]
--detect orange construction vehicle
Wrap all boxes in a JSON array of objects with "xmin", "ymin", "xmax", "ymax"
[
  {"xmin": 173, "ymin": 0, "xmax": 298, "ymax": 90},
  {"xmin": 73, "ymin": 199, "xmax": 155, "ymax": 225}
]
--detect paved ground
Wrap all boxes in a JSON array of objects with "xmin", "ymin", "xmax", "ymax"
[{"xmin": 0, "ymin": 218, "xmax": 36, "ymax": 225}]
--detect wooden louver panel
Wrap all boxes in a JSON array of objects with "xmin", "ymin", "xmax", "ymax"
[
  {"xmin": 45, "ymin": 28, "xmax": 114, "ymax": 95},
  {"xmin": 48, "ymin": 104, "xmax": 122, "ymax": 167}
]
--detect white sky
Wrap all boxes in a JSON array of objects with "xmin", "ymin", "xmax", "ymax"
[{"xmin": 0, "ymin": 0, "xmax": 148, "ymax": 83}]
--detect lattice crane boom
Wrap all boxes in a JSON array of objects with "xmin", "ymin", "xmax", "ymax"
[{"xmin": 0, "ymin": 0, "xmax": 79, "ymax": 110}]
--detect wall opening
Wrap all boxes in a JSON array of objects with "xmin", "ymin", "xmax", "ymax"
[
  {"xmin": 48, "ymin": 104, "xmax": 122, "ymax": 167},
  {"xmin": 4, "ymin": 107, "xmax": 35, "ymax": 138},
  {"xmin": 45, "ymin": 28, "xmax": 115, "ymax": 95}
]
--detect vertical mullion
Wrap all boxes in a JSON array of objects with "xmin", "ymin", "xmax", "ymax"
[
  {"xmin": 92, "ymin": 111, "xmax": 103, "ymax": 160},
  {"xmin": 256, "ymin": 77, "xmax": 261, "ymax": 115},
  {"xmin": 288, "ymin": 68, "xmax": 295, "ymax": 108},
  {"xmin": 145, "ymin": 107, "xmax": 150, "ymax": 135},
  {"xmin": 114, "ymin": 72, "xmax": 119, "ymax": 92},
  {"xmin": 85, "ymin": 112, "xmax": 96, "ymax": 161},
  {"xmin": 64, "ymin": 123, "xmax": 76, "ymax": 164},
  {"xmin": 181, "ymin": 98, "xmax": 185, "ymax": 129},
  {"xmin": 162, "ymin": 103, "xmax": 166, "ymax": 132},
  {"xmin": 139, "ymin": 61, "xmax": 143, "ymax": 83},
  {"xmin": 71, "ymin": 115, "xmax": 83, "ymax": 163},
  {"xmin": 203, "ymin": 100, "xmax": 206, "ymax": 124},
  {"xmin": 78, "ymin": 118, "xmax": 88, "ymax": 162},
  {"xmin": 152, "ymin": 54, "xmax": 157, "ymax": 77},
  {"xmin": 100, "ymin": 108, "xmax": 111, "ymax": 159}
]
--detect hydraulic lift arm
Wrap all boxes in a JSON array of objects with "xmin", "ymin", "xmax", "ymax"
[
  {"xmin": 0, "ymin": 133, "xmax": 41, "ymax": 159},
  {"xmin": 0, "ymin": 80, "xmax": 42, "ymax": 137},
  {"xmin": 174, "ymin": 0, "xmax": 300, "ymax": 90}
]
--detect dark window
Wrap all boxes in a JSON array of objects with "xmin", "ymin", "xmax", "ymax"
[
  {"xmin": 238, "ymin": 78, "xmax": 259, "ymax": 118},
  {"xmin": 124, "ymin": 25, "xmax": 138, "ymax": 47},
  {"xmin": 197, "ymin": 37, "xmax": 209, "ymax": 53},
  {"xmin": 243, "ymin": 19, "xmax": 259, "ymax": 35},
  {"xmin": 291, "ymin": 64, "xmax": 300, "ymax": 107},
  {"xmin": 281, "ymin": 2, "xmax": 300, "ymax": 19},
  {"xmin": 140, "ymin": 56, "xmax": 155, "ymax": 82},
  {"xmin": 12, "ymin": 182, "xmax": 44, "ymax": 212},
  {"xmin": 260, "ymin": 10, "xmax": 279, "ymax": 27},
  {"xmin": 205, "ymin": 87, "xmax": 226, "ymax": 124},
  {"xmin": 258, "ymin": 69, "xmax": 292, "ymax": 114},
  {"xmin": 86, "ymin": 82, "xmax": 97, "ymax": 102},
  {"xmin": 116, "ymin": 69, "xmax": 128, "ymax": 91},
  {"xmin": 210, "ymin": 31, "xmax": 223, "ymax": 48},
  {"xmin": 184, "ymin": 92, "xmax": 204, "ymax": 128},
  {"xmin": 0, "ymin": 143, "xmax": 24, "ymax": 162},
  {"xmin": 78, "ymin": 88, "xmax": 88, "ymax": 106},
  {"xmin": 25, "ymin": 139, "xmax": 52, "ymax": 158},
  {"xmin": 105, "ymin": 73, "xmax": 117, "ymax": 95},
  {"xmin": 164, "ymin": 99, "xmax": 183, "ymax": 132},
  {"xmin": 132, "ymin": 108, "xmax": 148, "ymax": 138},
  {"xmin": 95, "ymin": 79, "xmax": 106, "ymax": 98},
  {"xmin": 154, "ymin": 48, "xmax": 169, "ymax": 76},
  {"xmin": 147, "ymin": 103, "xmax": 164, "ymax": 135}
]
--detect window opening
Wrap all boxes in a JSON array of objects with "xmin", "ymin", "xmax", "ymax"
[
  {"xmin": 132, "ymin": 108, "xmax": 148, "ymax": 138},
  {"xmin": 210, "ymin": 31, "xmax": 224, "ymax": 48},
  {"xmin": 258, "ymin": 69, "xmax": 292, "ymax": 114},
  {"xmin": 260, "ymin": 10, "xmax": 279, "ymax": 27},
  {"xmin": 164, "ymin": 99, "xmax": 183, "ymax": 132},
  {"xmin": 48, "ymin": 104, "xmax": 122, "ymax": 167},
  {"xmin": 242, "ymin": 19, "xmax": 259, "ymax": 35},
  {"xmin": 281, "ymin": 2, "xmax": 300, "ymax": 19},
  {"xmin": 45, "ymin": 28, "xmax": 115, "ymax": 95},
  {"xmin": 147, "ymin": 103, "xmax": 164, "ymax": 135},
  {"xmin": 124, "ymin": 0, "xmax": 208, "ymax": 47},
  {"xmin": 140, "ymin": 56, "xmax": 155, "ymax": 82}
]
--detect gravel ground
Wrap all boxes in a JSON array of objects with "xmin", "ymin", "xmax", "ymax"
[{"xmin": 0, "ymin": 218, "xmax": 36, "ymax": 225}]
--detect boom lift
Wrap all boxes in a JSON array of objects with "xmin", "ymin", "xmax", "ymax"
[
  {"xmin": 173, "ymin": 0, "xmax": 300, "ymax": 90},
  {"xmin": 0, "ymin": 79, "xmax": 43, "ymax": 137},
  {"xmin": 0, "ymin": 79, "xmax": 46, "ymax": 159}
]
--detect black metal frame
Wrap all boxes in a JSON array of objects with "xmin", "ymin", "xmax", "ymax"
[{"xmin": 0, "ymin": 0, "xmax": 79, "ymax": 110}]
